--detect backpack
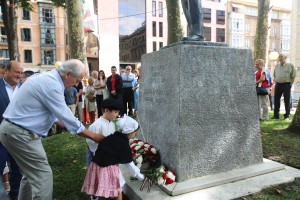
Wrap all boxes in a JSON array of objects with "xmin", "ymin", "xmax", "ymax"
[{"xmin": 264, "ymin": 67, "xmax": 272, "ymax": 87}]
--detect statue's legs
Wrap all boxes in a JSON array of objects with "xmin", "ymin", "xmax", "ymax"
[{"xmin": 181, "ymin": 0, "xmax": 204, "ymax": 41}]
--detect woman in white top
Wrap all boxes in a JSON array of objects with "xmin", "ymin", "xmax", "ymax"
[{"xmin": 94, "ymin": 70, "xmax": 107, "ymax": 118}]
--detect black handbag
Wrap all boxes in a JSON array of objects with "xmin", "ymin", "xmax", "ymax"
[{"xmin": 256, "ymin": 87, "xmax": 269, "ymax": 95}]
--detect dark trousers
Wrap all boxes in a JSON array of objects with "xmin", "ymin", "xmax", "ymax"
[
  {"xmin": 96, "ymin": 95, "xmax": 103, "ymax": 117},
  {"xmin": 274, "ymin": 83, "xmax": 291, "ymax": 118},
  {"xmin": 0, "ymin": 142, "xmax": 22, "ymax": 200},
  {"xmin": 269, "ymin": 94, "xmax": 273, "ymax": 110},
  {"xmin": 121, "ymin": 87, "xmax": 133, "ymax": 115}
]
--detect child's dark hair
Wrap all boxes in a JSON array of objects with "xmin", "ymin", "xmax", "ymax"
[{"xmin": 101, "ymin": 98, "xmax": 123, "ymax": 112}]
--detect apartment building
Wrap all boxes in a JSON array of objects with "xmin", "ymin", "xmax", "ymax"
[
  {"xmin": 227, "ymin": 0, "xmax": 291, "ymax": 55},
  {"xmin": 0, "ymin": 0, "xmax": 67, "ymax": 72}
]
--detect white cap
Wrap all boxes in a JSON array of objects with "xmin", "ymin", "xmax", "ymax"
[{"xmin": 117, "ymin": 115, "xmax": 139, "ymax": 134}]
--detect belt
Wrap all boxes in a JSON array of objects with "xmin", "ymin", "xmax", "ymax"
[{"xmin": 4, "ymin": 119, "xmax": 34, "ymax": 134}]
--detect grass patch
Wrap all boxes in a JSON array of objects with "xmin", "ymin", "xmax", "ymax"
[{"xmin": 43, "ymin": 132, "xmax": 88, "ymax": 200}]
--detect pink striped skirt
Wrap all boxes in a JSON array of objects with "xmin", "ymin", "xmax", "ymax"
[{"xmin": 81, "ymin": 162, "xmax": 122, "ymax": 198}]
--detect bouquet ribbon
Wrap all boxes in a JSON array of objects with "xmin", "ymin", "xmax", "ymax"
[{"xmin": 140, "ymin": 177, "xmax": 153, "ymax": 193}]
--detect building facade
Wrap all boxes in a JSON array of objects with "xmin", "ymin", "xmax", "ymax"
[
  {"xmin": 227, "ymin": 0, "xmax": 291, "ymax": 55},
  {"xmin": 0, "ymin": 0, "xmax": 67, "ymax": 72}
]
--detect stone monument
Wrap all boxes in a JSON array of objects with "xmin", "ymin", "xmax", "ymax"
[{"xmin": 139, "ymin": 44, "xmax": 264, "ymax": 184}]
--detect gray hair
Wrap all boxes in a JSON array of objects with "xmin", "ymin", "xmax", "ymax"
[{"xmin": 56, "ymin": 59, "xmax": 84, "ymax": 77}]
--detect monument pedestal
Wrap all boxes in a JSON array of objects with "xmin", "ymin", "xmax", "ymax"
[
  {"xmin": 138, "ymin": 43, "xmax": 263, "ymax": 182},
  {"xmin": 121, "ymin": 159, "xmax": 300, "ymax": 199}
]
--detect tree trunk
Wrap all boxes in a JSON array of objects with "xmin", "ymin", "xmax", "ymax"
[
  {"xmin": 287, "ymin": 100, "xmax": 300, "ymax": 133},
  {"xmin": 254, "ymin": 0, "xmax": 270, "ymax": 62},
  {"xmin": 65, "ymin": 0, "xmax": 85, "ymax": 61},
  {"xmin": 1, "ymin": 0, "xmax": 19, "ymax": 61},
  {"xmin": 166, "ymin": 0, "xmax": 183, "ymax": 45}
]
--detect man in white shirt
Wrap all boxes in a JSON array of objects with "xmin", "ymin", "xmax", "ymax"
[{"xmin": 0, "ymin": 59, "xmax": 104, "ymax": 200}]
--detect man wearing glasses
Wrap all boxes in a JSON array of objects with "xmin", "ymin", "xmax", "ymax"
[{"xmin": 121, "ymin": 65, "xmax": 135, "ymax": 116}]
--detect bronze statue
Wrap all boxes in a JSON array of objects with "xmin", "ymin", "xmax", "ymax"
[{"xmin": 181, "ymin": 0, "xmax": 204, "ymax": 41}]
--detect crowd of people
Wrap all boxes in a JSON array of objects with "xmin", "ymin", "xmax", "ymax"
[
  {"xmin": 65, "ymin": 65, "xmax": 140, "ymax": 127},
  {"xmin": 255, "ymin": 53, "xmax": 296, "ymax": 121}
]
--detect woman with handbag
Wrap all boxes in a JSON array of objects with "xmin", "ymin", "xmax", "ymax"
[
  {"xmin": 255, "ymin": 59, "xmax": 269, "ymax": 121},
  {"xmin": 85, "ymin": 77, "xmax": 96, "ymax": 123}
]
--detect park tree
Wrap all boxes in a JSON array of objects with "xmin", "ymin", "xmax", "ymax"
[
  {"xmin": 288, "ymin": 101, "xmax": 300, "ymax": 133},
  {"xmin": 65, "ymin": 0, "xmax": 84, "ymax": 61},
  {"xmin": 253, "ymin": 0, "xmax": 270, "ymax": 62},
  {"xmin": 166, "ymin": 0, "xmax": 183, "ymax": 44},
  {"xmin": 0, "ymin": 0, "xmax": 20, "ymax": 61}
]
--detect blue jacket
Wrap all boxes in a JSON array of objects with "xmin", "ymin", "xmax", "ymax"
[{"xmin": 0, "ymin": 78, "xmax": 10, "ymax": 122}]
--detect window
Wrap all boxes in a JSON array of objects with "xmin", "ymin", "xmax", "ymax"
[
  {"xmin": 245, "ymin": 8, "xmax": 258, "ymax": 16},
  {"xmin": 0, "ymin": 27, "xmax": 6, "ymax": 43},
  {"xmin": 204, "ymin": 27, "xmax": 211, "ymax": 41},
  {"xmin": 152, "ymin": 21, "xmax": 156, "ymax": 37},
  {"xmin": 245, "ymin": 39, "xmax": 250, "ymax": 48},
  {"xmin": 42, "ymin": 50, "xmax": 55, "ymax": 65},
  {"xmin": 152, "ymin": 1, "xmax": 156, "ymax": 17},
  {"xmin": 41, "ymin": 28, "xmax": 55, "ymax": 44},
  {"xmin": 159, "ymin": 2, "xmax": 163, "ymax": 17},
  {"xmin": 231, "ymin": 15, "xmax": 244, "ymax": 33},
  {"xmin": 22, "ymin": 8, "xmax": 30, "ymax": 20},
  {"xmin": 159, "ymin": 42, "xmax": 163, "ymax": 49},
  {"xmin": 42, "ymin": 8, "xmax": 53, "ymax": 23},
  {"xmin": 21, "ymin": 28, "xmax": 31, "ymax": 41},
  {"xmin": 153, "ymin": 41, "xmax": 157, "ymax": 51},
  {"xmin": 203, "ymin": 8, "xmax": 211, "ymax": 23},
  {"xmin": 159, "ymin": 22, "xmax": 163, "ymax": 37},
  {"xmin": 24, "ymin": 50, "xmax": 32, "ymax": 63},
  {"xmin": 280, "ymin": 39, "xmax": 289, "ymax": 53},
  {"xmin": 216, "ymin": 28, "xmax": 225, "ymax": 42},
  {"xmin": 272, "ymin": 41, "xmax": 276, "ymax": 51},
  {"xmin": 245, "ymin": 23, "xmax": 250, "ymax": 33},
  {"xmin": 216, "ymin": 10, "xmax": 225, "ymax": 25},
  {"xmin": 271, "ymin": 11, "xmax": 279, "ymax": 19},
  {"xmin": 65, "ymin": 34, "xmax": 68, "ymax": 45},
  {"xmin": 0, "ymin": 49, "xmax": 9, "ymax": 58},
  {"xmin": 231, "ymin": 34, "xmax": 244, "ymax": 48},
  {"xmin": 271, "ymin": 27, "xmax": 276, "ymax": 37}
]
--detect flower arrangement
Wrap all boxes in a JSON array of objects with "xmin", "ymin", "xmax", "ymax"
[
  {"xmin": 129, "ymin": 138, "xmax": 159, "ymax": 168},
  {"xmin": 129, "ymin": 138, "xmax": 176, "ymax": 191}
]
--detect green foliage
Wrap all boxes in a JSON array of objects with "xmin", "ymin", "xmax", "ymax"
[
  {"xmin": 43, "ymin": 133, "xmax": 88, "ymax": 199},
  {"xmin": 236, "ymin": 111, "xmax": 300, "ymax": 199}
]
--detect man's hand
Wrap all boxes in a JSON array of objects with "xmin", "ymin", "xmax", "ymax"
[{"xmin": 78, "ymin": 129, "xmax": 105, "ymax": 143}]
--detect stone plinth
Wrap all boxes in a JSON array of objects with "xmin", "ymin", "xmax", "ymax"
[{"xmin": 138, "ymin": 43, "xmax": 263, "ymax": 182}]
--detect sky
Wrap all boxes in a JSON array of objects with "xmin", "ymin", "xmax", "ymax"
[{"xmin": 119, "ymin": 0, "xmax": 145, "ymax": 35}]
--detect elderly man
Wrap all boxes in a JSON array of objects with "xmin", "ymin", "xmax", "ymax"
[
  {"xmin": 0, "ymin": 59, "xmax": 104, "ymax": 200},
  {"xmin": 273, "ymin": 54, "xmax": 296, "ymax": 121},
  {"xmin": 121, "ymin": 65, "xmax": 135, "ymax": 116},
  {"xmin": 0, "ymin": 61, "xmax": 23, "ymax": 200}
]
